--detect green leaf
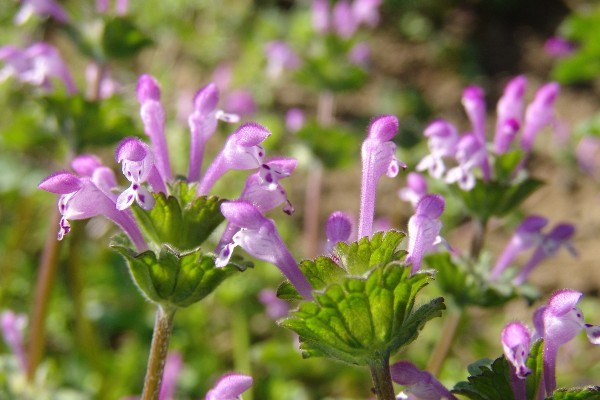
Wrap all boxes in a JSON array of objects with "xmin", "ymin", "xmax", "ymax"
[
  {"xmin": 526, "ymin": 340, "xmax": 544, "ymax": 400},
  {"xmin": 451, "ymin": 178, "xmax": 543, "ymax": 222},
  {"xmin": 130, "ymin": 182, "xmax": 225, "ymax": 252},
  {"xmin": 453, "ymin": 356, "xmax": 515, "ymax": 400},
  {"xmin": 549, "ymin": 386, "xmax": 600, "ymax": 400},
  {"xmin": 335, "ymin": 230, "xmax": 407, "ymax": 276},
  {"xmin": 295, "ymin": 54, "xmax": 369, "ymax": 92},
  {"xmin": 494, "ymin": 150, "xmax": 525, "ymax": 182},
  {"xmin": 111, "ymin": 237, "xmax": 250, "ymax": 307},
  {"xmin": 295, "ymin": 121, "xmax": 360, "ymax": 169},
  {"xmin": 279, "ymin": 263, "xmax": 444, "ymax": 366},
  {"xmin": 424, "ymin": 252, "xmax": 518, "ymax": 307},
  {"xmin": 102, "ymin": 17, "xmax": 153, "ymax": 59},
  {"xmin": 39, "ymin": 94, "xmax": 138, "ymax": 151},
  {"xmin": 277, "ymin": 256, "xmax": 346, "ymax": 300}
]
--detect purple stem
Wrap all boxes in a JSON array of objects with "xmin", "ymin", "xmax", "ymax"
[
  {"xmin": 196, "ymin": 159, "xmax": 224, "ymax": 196},
  {"xmin": 187, "ymin": 128, "xmax": 206, "ymax": 182},
  {"xmin": 508, "ymin": 365, "xmax": 527, "ymax": 400},
  {"xmin": 277, "ymin": 250, "xmax": 313, "ymax": 300},
  {"xmin": 358, "ymin": 154, "xmax": 376, "ymax": 239},
  {"xmin": 105, "ymin": 208, "xmax": 148, "ymax": 253},
  {"xmin": 543, "ymin": 341, "xmax": 558, "ymax": 396},
  {"xmin": 512, "ymin": 247, "xmax": 545, "ymax": 285}
]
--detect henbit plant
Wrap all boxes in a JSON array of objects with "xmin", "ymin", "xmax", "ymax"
[{"xmin": 38, "ymin": 74, "xmax": 307, "ymax": 400}]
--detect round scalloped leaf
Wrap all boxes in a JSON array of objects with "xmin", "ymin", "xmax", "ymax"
[
  {"xmin": 279, "ymin": 263, "xmax": 444, "ymax": 366},
  {"xmin": 334, "ymin": 230, "xmax": 407, "ymax": 276}
]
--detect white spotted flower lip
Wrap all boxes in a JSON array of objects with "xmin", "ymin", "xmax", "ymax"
[
  {"xmin": 541, "ymin": 289, "xmax": 600, "ymax": 394},
  {"xmin": 115, "ymin": 137, "xmax": 157, "ymax": 211},
  {"xmin": 197, "ymin": 122, "xmax": 270, "ymax": 196},
  {"xmin": 501, "ymin": 322, "xmax": 532, "ymax": 379}
]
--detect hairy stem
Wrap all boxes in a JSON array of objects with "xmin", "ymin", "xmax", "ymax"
[
  {"xmin": 27, "ymin": 211, "xmax": 63, "ymax": 382},
  {"xmin": 141, "ymin": 305, "xmax": 176, "ymax": 400},
  {"xmin": 303, "ymin": 161, "xmax": 323, "ymax": 259},
  {"xmin": 426, "ymin": 308, "xmax": 463, "ymax": 376},
  {"xmin": 369, "ymin": 355, "xmax": 396, "ymax": 400}
]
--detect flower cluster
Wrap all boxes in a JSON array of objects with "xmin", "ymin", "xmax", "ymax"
[
  {"xmin": 501, "ymin": 289, "xmax": 600, "ymax": 398},
  {"xmin": 39, "ymin": 74, "xmax": 303, "ymax": 294},
  {"xmin": 490, "ymin": 216, "xmax": 577, "ymax": 284},
  {"xmin": 0, "ymin": 43, "xmax": 76, "ymax": 95},
  {"xmin": 417, "ymin": 76, "xmax": 561, "ymax": 190}
]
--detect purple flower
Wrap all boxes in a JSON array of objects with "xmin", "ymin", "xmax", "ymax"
[
  {"xmin": 348, "ymin": 42, "xmax": 371, "ymax": 67},
  {"xmin": 137, "ymin": 74, "xmax": 172, "ymax": 182},
  {"xmin": 14, "ymin": 0, "xmax": 69, "ymax": 25},
  {"xmin": 285, "ymin": 108, "xmax": 305, "ymax": 133},
  {"xmin": 223, "ymin": 90, "xmax": 257, "ymax": 117},
  {"xmin": 390, "ymin": 360, "xmax": 457, "ymax": 400},
  {"xmin": 96, "ymin": 0, "xmax": 129, "ymax": 15},
  {"xmin": 325, "ymin": 211, "xmax": 353, "ymax": 254},
  {"xmin": 398, "ymin": 172, "xmax": 429, "ymax": 209},
  {"xmin": 513, "ymin": 223, "xmax": 576, "ymax": 285},
  {"xmin": 502, "ymin": 322, "xmax": 532, "ymax": 379},
  {"xmin": 39, "ymin": 170, "xmax": 147, "ymax": 252},
  {"xmin": 217, "ymin": 201, "xmax": 313, "ymax": 299},
  {"xmin": 544, "ymin": 37, "xmax": 577, "ymax": 58},
  {"xmin": 197, "ymin": 123, "xmax": 270, "ymax": 196},
  {"xmin": 159, "ymin": 352, "xmax": 183, "ymax": 400},
  {"xmin": 444, "ymin": 133, "xmax": 490, "ymax": 190},
  {"xmin": 492, "ymin": 76, "xmax": 528, "ymax": 154},
  {"xmin": 264, "ymin": 41, "xmax": 301, "ymax": 79},
  {"xmin": 312, "ymin": 0, "xmax": 330, "ymax": 33},
  {"xmin": 352, "ymin": 0, "xmax": 382, "ymax": 28},
  {"xmin": 405, "ymin": 194, "xmax": 445, "ymax": 274},
  {"xmin": 71, "ymin": 154, "xmax": 118, "ymax": 200},
  {"xmin": 187, "ymin": 83, "xmax": 239, "ymax": 182},
  {"xmin": 416, "ymin": 120, "xmax": 459, "ymax": 179},
  {"xmin": 0, "ymin": 43, "xmax": 76, "ymax": 95},
  {"xmin": 462, "ymin": 85, "xmax": 486, "ymax": 144},
  {"xmin": 115, "ymin": 137, "xmax": 167, "ymax": 211},
  {"xmin": 205, "ymin": 372, "xmax": 253, "ymax": 400},
  {"xmin": 85, "ymin": 62, "xmax": 119, "ymax": 99},
  {"xmin": 541, "ymin": 290, "xmax": 600, "ymax": 394},
  {"xmin": 332, "ymin": 0, "xmax": 358, "ymax": 39},
  {"xmin": 358, "ymin": 115, "xmax": 405, "ymax": 239},
  {"xmin": 259, "ymin": 289, "xmax": 291, "ymax": 320},
  {"xmin": 489, "ymin": 215, "xmax": 548, "ymax": 280},
  {"xmin": 1, "ymin": 311, "xmax": 28, "ymax": 373},
  {"xmin": 501, "ymin": 322, "xmax": 532, "ymax": 400},
  {"xmin": 521, "ymin": 82, "xmax": 560, "ymax": 151},
  {"xmin": 576, "ymin": 136, "xmax": 600, "ymax": 181},
  {"xmin": 215, "ymin": 157, "xmax": 297, "ymax": 254}
]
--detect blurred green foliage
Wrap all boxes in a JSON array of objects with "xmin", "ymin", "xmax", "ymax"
[{"xmin": 1, "ymin": 0, "xmax": 600, "ymax": 399}]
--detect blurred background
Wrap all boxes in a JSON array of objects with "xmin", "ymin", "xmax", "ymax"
[{"xmin": 1, "ymin": 0, "xmax": 600, "ymax": 398}]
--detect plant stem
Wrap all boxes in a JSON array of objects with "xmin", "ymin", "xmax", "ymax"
[
  {"xmin": 233, "ymin": 307, "xmax": 253, "ymax": 400},
  {"xmin": 426, "ymin": 307, "xmax": 463, "ymax": 376},
  {"xmin": 470, "ymin": 218, "xmax": 487, "ymax": 261},
  {"xmin": 27, "ymin": 210, "xmax": 63, "ymax": 382},
  {"xmin": 141, "ymin": 305, "xmax": 176, "ymax": 400},
  {"xmin": 369, "ymin": 355, "xmax": 396, "ymax": 400},
  {"xmin": 66, "ymin": 233, "xmax": 107, "ymax": 395},
  {"xmin": 303, "ymin": 161, "xmax": 323, "ymax": 259}
]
